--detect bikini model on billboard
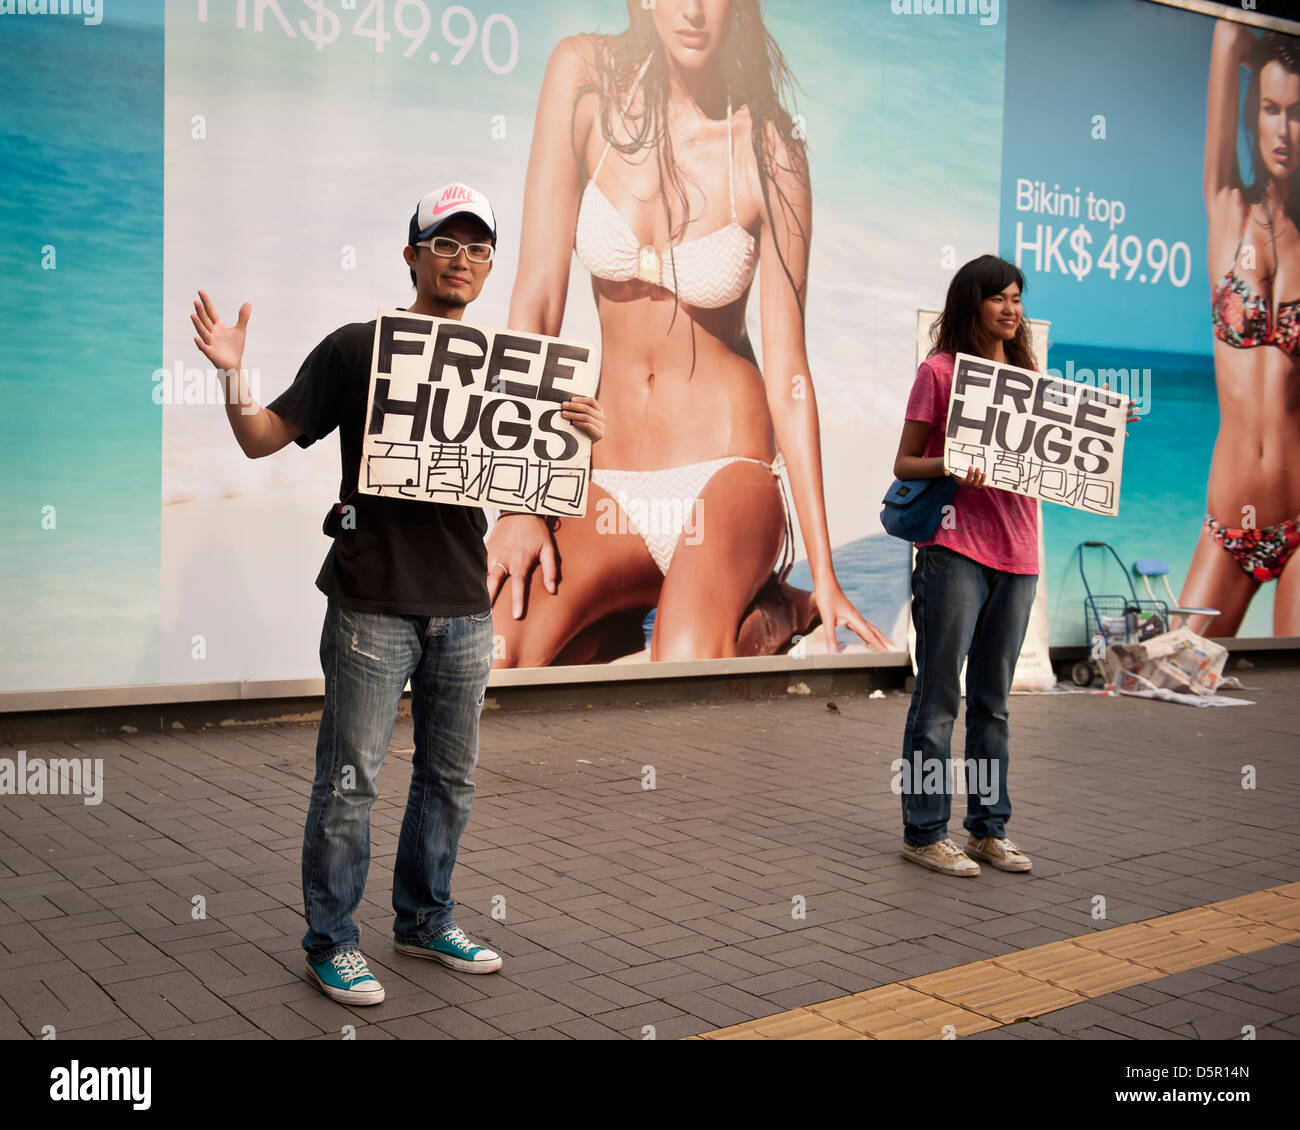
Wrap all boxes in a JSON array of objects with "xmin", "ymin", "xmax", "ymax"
[
  {"xmin": 1187, "ymin": 21, "xmax": 1300, "ymax": 634},
  {"xmin": 487, "ymin": 0, "xmax": 892, "ymax": 665}
]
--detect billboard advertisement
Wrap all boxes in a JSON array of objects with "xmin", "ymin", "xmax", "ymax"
[{"xmin": 2, "ymin": 0, "xmax": 1296, "ymax": 699}]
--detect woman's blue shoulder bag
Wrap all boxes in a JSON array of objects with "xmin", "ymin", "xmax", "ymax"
[{"xmin": 879, "ymin": 475, "xmax": 958, "ymax": 541}]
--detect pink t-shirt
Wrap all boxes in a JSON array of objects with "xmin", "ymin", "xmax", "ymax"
[{"xmin": 905, "ymin": 352, "xmax": 1039, "ymax": 575}]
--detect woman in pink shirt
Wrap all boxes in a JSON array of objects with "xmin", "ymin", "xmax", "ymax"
[{"xmin": 892, "ymin": 255, "xmax": 1040, "ymax": 878}]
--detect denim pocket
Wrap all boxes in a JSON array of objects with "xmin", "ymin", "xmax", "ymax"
[{"xmin": 469, "ymin": 610, "xmax": 493, "ymax": 622}]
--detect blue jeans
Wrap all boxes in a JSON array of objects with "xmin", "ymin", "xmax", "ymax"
[
  {"xmin": 900, "ymin": 545, "xmax": 1037, "ymax": 847},
  {"xmin": 302, "ymin": 598, "xmax": 494, "ymax": 961}
]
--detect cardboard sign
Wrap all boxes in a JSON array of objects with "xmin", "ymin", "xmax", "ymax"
[
  {"xmin": 943, "ymin": 352, "xmax": 1127, "ymax": 516},
  {"xmin": 359, "ymin": 309, "xmax": 600, "ymax": 516}
]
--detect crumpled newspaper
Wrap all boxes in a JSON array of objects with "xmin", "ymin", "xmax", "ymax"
[{"xmin": 1104, "ymin": 627, "xmax": 1248, "ymax": 706}]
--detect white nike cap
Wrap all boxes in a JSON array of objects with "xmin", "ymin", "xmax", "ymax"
[{"xmin": 408, "ymin": 182, "xmax": 497, "ymax": 245}]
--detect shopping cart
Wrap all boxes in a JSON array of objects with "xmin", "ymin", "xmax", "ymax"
[{"xmin": 1071, "ymin": 541, "xmax": 1169, "ymax": 687}]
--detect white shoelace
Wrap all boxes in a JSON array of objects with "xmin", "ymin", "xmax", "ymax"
[
  {"xmin": 332, "ymin": 950, "xmax": 374, "ymax": 984},
  {"xmin": 437, "ymin": 927, "xmax": 474, "ymax": 953}
]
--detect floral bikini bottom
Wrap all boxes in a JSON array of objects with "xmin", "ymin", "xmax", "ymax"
[{"xmin": 1205, "ymin": 513, "xmax": 1300, "ymax": 582}]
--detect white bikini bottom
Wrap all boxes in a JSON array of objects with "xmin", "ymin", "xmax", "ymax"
[{"xmin": 590, "ymin": 453, "xmax": 794, "ymax": 578}]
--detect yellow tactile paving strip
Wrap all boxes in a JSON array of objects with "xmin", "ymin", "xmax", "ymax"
[{"xmin": 690, "ymin": 881, "xmax": 1300, "ymax": 1040}]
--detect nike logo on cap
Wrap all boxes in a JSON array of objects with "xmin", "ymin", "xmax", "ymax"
[{"xmin": 431, "ymin": 186, "xmax": 477, "ymax": 216}]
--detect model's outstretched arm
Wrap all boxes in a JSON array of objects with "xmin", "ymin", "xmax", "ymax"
[
  {"xmin": 1206, "ymin": 20, "xmax": 1251, "ymax": 211},
  {"xmin": 757, "ymin": 125, "xmax": 892, "ymax": 652},
  {"xmin": 1182, "ymin": 21, "xmax": 1255, "ymax": 630},
  {"xmin": 508, "ymin": 35, "xmax": 593, "ymax": 335},
  {"xmin": 493, "ymin": 35, "xmax": 599, "ymax": 617}
]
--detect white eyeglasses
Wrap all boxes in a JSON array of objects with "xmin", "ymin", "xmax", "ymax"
[{"xmin": 417, "ymin": 236, "xmax": 494, "ymax": 263}]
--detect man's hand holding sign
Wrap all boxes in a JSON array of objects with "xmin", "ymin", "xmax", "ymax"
[{"xmin": 943, "ymin": 352, "xmax": 1133, "ymax": 515}]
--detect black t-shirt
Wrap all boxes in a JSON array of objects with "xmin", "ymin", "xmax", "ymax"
[{"xmin": 268, "ymin": 318, "xmax": 490, "ymax": 617}]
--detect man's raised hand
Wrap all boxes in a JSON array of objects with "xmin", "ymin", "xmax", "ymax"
[{"xmin": 192, "ymin": 289, "xmax": 251, "ymax": 373}]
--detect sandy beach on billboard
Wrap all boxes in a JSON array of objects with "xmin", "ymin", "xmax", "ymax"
[
  {"xmin": 606, "ymin": 622, "xmax": 874, "ymax": 666},
  {"xmin": 161, "ymin": 490, "xmax": 333, "ymax": 685}
]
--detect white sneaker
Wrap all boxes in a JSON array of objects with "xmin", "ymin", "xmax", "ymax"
[
  {"xmin": 966, "ymin": 836, "xmax": 1032, "ymax": 873},
  {"xmin": 901, "ymin": 838, "xmax": 981, "ymax": 877}
]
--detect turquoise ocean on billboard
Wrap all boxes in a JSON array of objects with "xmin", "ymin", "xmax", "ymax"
[{"xmin": 0, "ymin": 11, "xmax": 164, "ymax": 693}]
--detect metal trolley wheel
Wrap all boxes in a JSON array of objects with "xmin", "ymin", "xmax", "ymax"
[{"xmin": 1071, "ymin": 660, "xmax": 1094, "ymax": 687}]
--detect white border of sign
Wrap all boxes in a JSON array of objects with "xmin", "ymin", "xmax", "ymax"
[
  {"xmin": 360, "ymin": 309, "xmax": 600, "ymax": 517},
  {"xmin": 944, "ymin": 353, "xmax": 1128, "ymax": 518}
]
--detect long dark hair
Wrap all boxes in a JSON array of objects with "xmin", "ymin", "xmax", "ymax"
[
  {"xmin": 929, "ymin": 255, "xmax": 1036, "ymax": 371},
  {"xmin": 1243, "ymin": 31, "xmax": 1300, "ymax": 228},
  {"xmin": 575, "ymin": 0, "xmax": 807, "ymax": 316}
]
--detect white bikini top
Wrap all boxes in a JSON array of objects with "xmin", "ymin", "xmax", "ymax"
[{"xmin": 575, "ymin": 56, "xmax": 759, "ymax": 310}]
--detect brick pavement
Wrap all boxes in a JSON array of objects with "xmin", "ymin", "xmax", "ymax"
[{"xmin": 0, "ymin": 666, "xmax": 1296, "ymax": 1040}]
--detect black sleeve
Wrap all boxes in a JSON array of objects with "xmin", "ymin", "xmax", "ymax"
[{"xmin": 267, "ymin": 331, "xmax": 345, "ymax": 449}]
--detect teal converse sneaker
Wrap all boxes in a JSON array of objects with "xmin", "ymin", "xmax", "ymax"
[
  {"xmin": 395, "ymin": 925, "xmax": 502, "ymax": 973},
  {"xmin": 307, "ymin": 948, "xmax": 385, "ymax": 1005}
]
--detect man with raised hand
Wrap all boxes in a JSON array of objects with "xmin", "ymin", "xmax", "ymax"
[{"xmin": 191, "ymin": 183, "xmax": 604, "ymax": 1005}]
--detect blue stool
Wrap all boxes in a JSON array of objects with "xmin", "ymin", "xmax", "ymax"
[{"xmin": 1132, "ymin": 558, "xmax": 1220, "ymax": 631}]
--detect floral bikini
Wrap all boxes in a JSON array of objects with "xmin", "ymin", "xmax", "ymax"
[
  {"xmin": 1203, "ymin": 514, "xmax": 1300, "ymax": 583},
  {"xmin": 1211, "ymin": 232, "xmax": 1300, "ymax": 353},
  {"xmin": 1208, "ymin": 229, "xmax": 1300, "ymax": 581}
]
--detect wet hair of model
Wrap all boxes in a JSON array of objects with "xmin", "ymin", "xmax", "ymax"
[
  {"xmin": 1242, "ymin": 30, "xmax": 1300, "ymax": 227},
  {"xmin": 573, "ymin": 0, "xmax": 809, "ymax": 373}
]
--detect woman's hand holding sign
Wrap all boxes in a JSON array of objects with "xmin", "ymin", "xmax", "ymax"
[
  {"xmin": 1101, "ymin": 380, "xmax": 1142, "ymax": 434},
  {"xmin": 951, "ymin": 464, "xmax": 987, "ymax": 489}
]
